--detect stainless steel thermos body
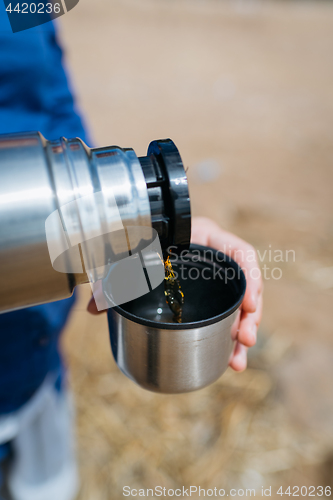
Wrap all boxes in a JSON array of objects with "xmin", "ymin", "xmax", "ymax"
[{"xmin": 0, "ymin": 132, "xmax": 191, "ymax": 313}]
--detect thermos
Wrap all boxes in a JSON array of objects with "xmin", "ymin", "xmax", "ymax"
[{"xmin": 0, "ymin": 132, "xmax": 191, "ymax": 313}]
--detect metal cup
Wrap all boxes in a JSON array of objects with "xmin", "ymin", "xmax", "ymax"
[{"xmin": 106, "ymin": 245, "xmax": 246, "ymax": 394}]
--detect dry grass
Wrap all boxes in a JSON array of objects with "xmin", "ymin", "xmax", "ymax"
[{"xmin": 62, "ymin": 289, "xmax": 329, "ymax": 500}]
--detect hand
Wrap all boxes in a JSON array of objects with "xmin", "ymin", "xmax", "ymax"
[{"xmin": 191, "ymin": 217, "xmax": 263, "ymax": 372}]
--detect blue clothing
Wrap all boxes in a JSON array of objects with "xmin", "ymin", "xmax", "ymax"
[{"xmin": 0, "ymin": 7, "xmax": 90, "ymax": 416}]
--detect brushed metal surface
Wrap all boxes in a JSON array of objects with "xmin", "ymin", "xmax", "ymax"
[
  {"xmin": 110, "ymin": 308, "xmax": 241, "ymax": 394},
  {"xmin": 0, "ymin": 132, "xmax": 152, "ymax": 313}
]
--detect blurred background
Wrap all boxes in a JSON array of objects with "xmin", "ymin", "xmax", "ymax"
[{"xmin": 58, "ymin": 0, "xmax": 333, "ymax": 497}]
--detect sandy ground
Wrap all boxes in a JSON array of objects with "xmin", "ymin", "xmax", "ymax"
[{"xmin": 58, "ymin": 1, "xmax": 333, "ymax": 498}]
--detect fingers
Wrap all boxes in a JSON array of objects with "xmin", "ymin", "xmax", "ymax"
[
  {"xmin": 229, "ymin": 342, "xmax": 247, "ymax": 372},
  {"xmin": 86, "ymin": 281, "xmax": 108, "ymax": 315},
  {"xmin": 191, "ymin": 217, "xmax": 263, "ymax": 373},
  {"xmin": 192, "ymin": 219, "xmax": 262, "ymax": 306},
  {"xmin": 238, "ymin": 311, "xmax": 257, "ymax": 347},
  {"xmin": 194, "ymin": 220, "xmax": 262, "ymax": 315},
  {"xmin": 230, "ymin": 242, "xmax": 262, "ymax": 314},
  {"xmin": 230, "ymin": 295, "xmax": 262, "ymax": 374},
  {"xmin": 190, "ymin": 217, "xmax": 210, "ymax": 246},
  {"xmin": 241, "ymin": 264, "xmax": 262, "ymax": 314},
  {"xmin": 86, "ymin": 279, "xmax": 109, "ymax": 315},
  {"xmin": 237, "ymin": 294, "xmax": 263, "ymax": 348},
  {"xmin": 87, "ymin": 296, "xmax": 101, "ymax": 315}
]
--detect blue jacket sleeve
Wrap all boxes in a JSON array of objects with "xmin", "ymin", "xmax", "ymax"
[{"xmin": 40, "ymin": 24, "xmax": 92, "ymax": 145}]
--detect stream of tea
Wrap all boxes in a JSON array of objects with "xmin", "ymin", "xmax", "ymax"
[{"xmin": 164, "ymin": 256, "xmax": 184, "ymax": 323}]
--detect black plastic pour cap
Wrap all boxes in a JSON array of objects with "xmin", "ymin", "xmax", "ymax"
[{"xmin": 138, "ymin": 139, "xmax": 191, "ymax": 256}]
